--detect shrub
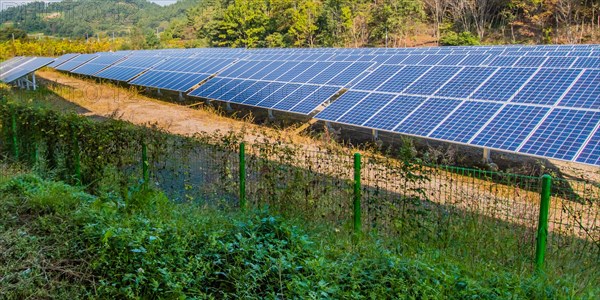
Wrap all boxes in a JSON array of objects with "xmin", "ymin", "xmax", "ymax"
[{"xmin": 440, "ymin": 31, "xmax": 481, "ymax": 46}]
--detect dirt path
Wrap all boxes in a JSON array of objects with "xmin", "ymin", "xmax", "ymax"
[{"xmin": 37, "ymin": 70, "xmax": 278, "ymax": 144}]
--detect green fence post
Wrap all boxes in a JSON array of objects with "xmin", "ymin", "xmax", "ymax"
[
  {"xmin": 535, "ymin": 174, "xmax": 552, "ymax": 274},
  {"xmin": 72, "ymin": 125, "xmax": 81, "ymax": 186},
  {"xmin": 142, "ymin": 139, "xmax": 149, "ymax": 187},
  {"xmin": 11, "ymin": 110, "xmax": 19, "ymax": 161},
  {"xmin": 354, "ymin": 153, "xmax": 362, "ymax": 235},
  {"xmin": 239, "ymin": 142, "xmax": 246, "ymax": 211}
]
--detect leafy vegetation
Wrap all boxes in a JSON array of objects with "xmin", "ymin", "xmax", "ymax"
[
  {"xmin": 1, "ymin": 0, "xmax": 598, "ymax": 50},
  {"xmin": 1, "ymin": 172, "xmax": 596, "ymax": 299},
  {"xmin": 0, "ymin": 38, "xmax": 122, "ymax": 60}
]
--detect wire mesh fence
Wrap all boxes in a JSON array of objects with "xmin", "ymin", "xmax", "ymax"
[{"xmin": 0, "ymin": 102, "xmax": 598, "ymax": 279}]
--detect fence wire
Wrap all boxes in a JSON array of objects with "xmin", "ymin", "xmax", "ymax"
[{"xmin": 0, "ymin": 107, "xmax": 598, "ymax": 277}]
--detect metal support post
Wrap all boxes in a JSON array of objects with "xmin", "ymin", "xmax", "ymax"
[
  {"xmin": 372, "ymin": 129, "xmax": 379, "ymax": 141},
  {"xmin": 483, "ymin": 148, "xmax": 492, "ymax": 163}
]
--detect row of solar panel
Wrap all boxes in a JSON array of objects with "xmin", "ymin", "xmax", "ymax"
[
  {"xmin": 48, "ymin": 48, "xmax": 599, "ymax": 166},
  {"xmin": 314, "ymin": 92, "xmax": 599, "ymax": 165},
  {"xmin": 50, "ymin": 49, "xmax": 598, "ymax": 115},
  {"xmin": 243, "ymin": 54, "xmax": 600, "ymax": 68},
  {"xmin": 350, "ymin": 65, "xmax": 598, "ymax": 109},
  {"xmin": 0, "ymin": 57, "xmax": 54, "ymax": 83}
]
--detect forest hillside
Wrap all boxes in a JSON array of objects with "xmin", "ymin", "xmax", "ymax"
[{"xmin": 1, "ymin": 0, "xmax": 599, "ymax": 48}]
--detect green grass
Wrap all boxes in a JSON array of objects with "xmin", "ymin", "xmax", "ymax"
[{"xmin": 0, "ymin": 172, "xmax": 597, "ymax": 299}]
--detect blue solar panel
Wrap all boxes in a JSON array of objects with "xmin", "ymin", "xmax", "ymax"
[
  {"xmin": 435, "ymin": 67, "xmax": 495, "ymax": 98},
  {"xmin": 430, "ymin": 101, "xmax": 503, "ymax": 143},
  {"xmin": 568, "ymin": 51, "xmax": 592, "ymax": 57},
  {"xmin": 189, "ymin": 78, "xmax": 227, "ymax": 98},
  {"xmin": 362, "ymin": 95, "xmax": 425, "ymax": 131},
  {"xmin": 95, "ymin": 66, "xmax": 142, "ymax": 81},
  {"xmin": 394, "ymin": 98, "xmax": 462, "ymax": 136},
  {"xmin": 248, "ymin": 61, "xmax": 282, "ymax": 79},
  {"xmin": 95, "ymin": 56, "xmax": 162, "ymax": 81},
  {"xmin": 274, "ymin": 62, "xmax": 316, "ymax": 82},
  {"xmin": 236, "ymin": 61, "xmax": 274, "ymax": 79},
  {"xmin": 1, "ymin": 57, "xmax": 55, "ymax": 83},
  {"xmin": 372, "ymin": 55, "xmax": 392, "ymax": 64},
  {"xmin": 488, "ymin": 56, "xmax": 519, "ymax": 67},
  {"xmin": 55, "ymin": 54, "xmax": 98, "ymax": 71},
  {"xmin": 571, "ymin": 57, "xmax": 600, "ymax": 69},
  {"xmin": 385, "ymin": 55, "xmax": 408, "ymax": 64},
  {"xmin": 254, "ymin": 83, "xmax": 289, "ymax": 107},
  {"xmin": 328, "ymin": 62, "xmax": 373, "ymax": 87},
  {"xmin": 575, "ymin": 129, "xmax": 600, "ymax": 165},
  {"xmin": 353, "ymin": 65, "xmax": 403, "ymax": 91},
  {"xmin": 205, "ymin": 78, "xmax": 241, "ymax": 100},
  {"xmin": 229, "ymin": 81, "xmax": 268, "ymax": 104},
  {"xmin": 314, "ymin": 91, "xmax": 369, "ymax": 122},
  {"xmin": 308, "ymin": 62, "xmax": 352, "ymax": 84},
  {"xmin": 153, "ymin": 58, "xmax": 234, "ymax": 74},
  {"xmin": 438, "ymin": 55, "xmax": 465, "ymax": 65},
  {"xmin": 128, "ymin": 57, "xmax": 236, "ymax": 91},
  {"xmin": 543, "ymin": 57, "xmax": 576, "ymax": 68},
  {"xmin": 402, "ymin": 55, "xmax": 427, "ymax": 64},
  {"xmin": 71, "ymin": 55, "xmax": 126, "ymax": 76},
  {"xmin": 472, "ymin": 105, "xmax": 550, "ymax": 151},
  {"xmin": 290, "ymin": 62, "xmax": 333, "ymax": 83},
  {"xmin": 377, "ymin": 66, "xmax": 431, "ymax": 93},
  {"xmin": 514, "ymin": 56, "xmax": 547, "ymax": 67},
  {"xmin": 471, "ymin": 68, "xmax": 537, "ymax": 101},
  {"xmin": 403, "ymin": 66, "xmax": 462, "ymax": 95},
  {"xmin": 520, "ymin": 109, "xmax": 600, "ymax": 160},
  {"xmin": 218, "ymin": 61, "xmax": 253, "ymax": 78},
  {"xmin": 418, "ymin": 55, "xmax": 446, "ymax": 65},
  {"xmin": 219, "ymin": 79, "xmax": 252, "ymax": 101},
  {"xmin": 264, "ymin": 83, "xmax": 303, "ymax": 108},
  {"xmin": 130, "ymin": 71, "xmax": 210, "ymax": 92},
  {"xmin": 290, "ymin": 86, "xmax": 341, "ymax": 114},
  {"xmin": 272, "ymin": 85, "xmax": 321, "ymax": 111},
  {"xmin": 511, "ymin": 69, "xmax": 581, "ymax": 105},
  {"xmin": 261, "ymin": 61, "xmax": 300, "ymax": 80},
  {"xmin": 47, "ymin": 53, "xmax": 79, "ymax": 68},
  {"xmin": 558, "ymin": 70, "xmax": 600, "ymax": 109},
  {"xmin": 333, "ymin": 92, "xmax": 397, "ymax": 125},
  {"xmin": 459, "ymin": 55, "xmax": 490, "ymax": 66}
]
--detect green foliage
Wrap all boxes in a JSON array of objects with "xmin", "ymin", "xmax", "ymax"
[
  {"xmin": 0, "ymin": 100, "xmax": 597, "ymax": 298},
  {"xmin": 0, "ymin": 101, "xmax": 169, "ymax": 193},
  {"xmin": 2, "ymin": 173, "xmax": 595, "ymax": 299},
  {"xmin": 440, "ymin": 31, "xmax": 481, "ymax": 46},
  {"xmin": 0, "ymin": 27, "xmax": 28, "ymax": 42}
]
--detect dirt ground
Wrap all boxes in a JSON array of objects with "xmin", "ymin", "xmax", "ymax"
[{"xmin": 35, "ymin": 69, "xmax": 599, "ymax": 184}]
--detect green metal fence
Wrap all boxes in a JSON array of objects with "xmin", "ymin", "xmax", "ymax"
[{"xmin": 1, "ymin": 105, "xmax": 598, "ymax": 280}]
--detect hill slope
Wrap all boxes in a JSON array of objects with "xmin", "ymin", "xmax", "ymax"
[{"xmin": 0, "ymin": 0, "xmax": 174, "ymax": 38}]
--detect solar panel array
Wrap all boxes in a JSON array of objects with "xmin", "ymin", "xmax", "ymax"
[
  {"xmin": 71, "ymin": 54, "xmax": 128, "ymax": 76},
  {"xmin": 0, "ymin": 57, "xmax": 54, "ymax": 83},
  {"xmin": 55, "ymin": 54, "xmax": 99, "ymax": 71},
  {"xmin": 47, "ymin": 53, "xmax": 79, "ymax": 68},
  {"xmin": 42, "ymin": 44, "xmax": 600, "ymax": 166}
]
